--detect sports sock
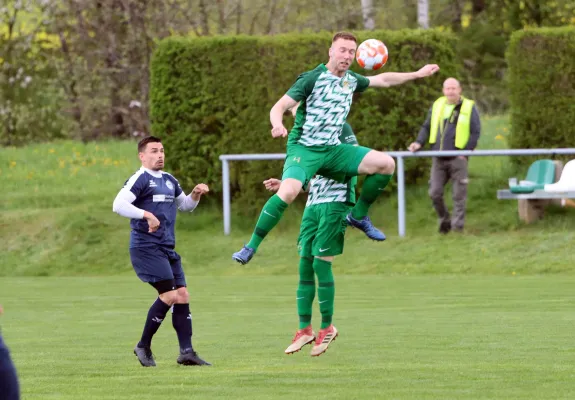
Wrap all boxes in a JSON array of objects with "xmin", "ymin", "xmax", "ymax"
[
  {"xmin": 297, "ymin": 257, "xmax": 315, "ymax": 329},
  {"xmin": 172, "ymin": 303, "xmax": 193, "ymax": 351},
  {"xmin": 138, "ymin": 298, "xmax": 171, "ymax": 348},
  {"xmin": 246, "ymin": 194, "xmax": 288, "ymax": 250},
  {"xmin": 351, "ymin": 174, "xmax": 392, "ymax": 219},
  {"xmin": 313, "ymin": 258, "xmax": 335, "ymax": 329}
]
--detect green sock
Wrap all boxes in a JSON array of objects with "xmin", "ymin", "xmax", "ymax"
[
  {"xmin": 246, "ymin": 194, "xmax": 288, "ymax": 250},
  {"xmin": 313, "ymin": 258, "xmax": 334, "ymax": 329},
  {"xmin": 351, "ymin": 174, "xmax": 392, "ymax": 219},
  {"xmin": 297, "ymin": 257, "xmax": 315, "ymax": 329}
]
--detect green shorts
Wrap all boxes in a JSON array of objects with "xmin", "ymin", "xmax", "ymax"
[
  {"xmin": 282, "ymin": 143, "xmax": 371, "ymax": 189},
  {"xmin": 297, "ymin": 202, "xmax": 351, "ymax": 258}
]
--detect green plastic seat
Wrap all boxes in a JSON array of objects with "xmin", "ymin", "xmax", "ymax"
[{"xmin": 509, "ymin": 159, "xmax": 556, "ymax": 194}]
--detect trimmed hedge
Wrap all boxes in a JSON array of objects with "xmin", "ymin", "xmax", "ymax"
[
  {"xmin": 507, "ymin": 27, "xmax": 575, "ymax": 163},
  {"xmin": 150, "ymin": 30, "xmax": 459, "ymax": 213}
]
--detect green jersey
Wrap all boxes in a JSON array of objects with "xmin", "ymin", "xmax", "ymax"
[
  {"xmin": 286, "ymin": 64, "xmax": 370, "ymax": 147},
  {"xmin": 306, "ymin": 123, "xmax": 358, "ymax": 207}
]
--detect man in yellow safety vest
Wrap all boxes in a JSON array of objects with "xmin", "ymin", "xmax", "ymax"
[{"xmin": 408, "ymin": 78, "xmax": 481, "ymax": 234}]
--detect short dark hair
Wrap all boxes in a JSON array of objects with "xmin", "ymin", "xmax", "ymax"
[
  {"xmin": 332, "ymin": 31, "xmax": 357, "ymax": 44},
  {"xmin": 138, "ymin": 136, "xmax": 162, "ymax": 153}
]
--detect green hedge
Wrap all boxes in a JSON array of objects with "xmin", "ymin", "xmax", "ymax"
[
  {"xmin": 507, "ymin": 27, "xmax": 575, "ymax": 164},
  {"xmin": 150, "ymin": 30, "xmax": 459, "ymax": 213}
]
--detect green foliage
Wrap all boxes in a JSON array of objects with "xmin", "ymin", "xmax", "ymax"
[
  {"xmin": 150, "ymin": 30, "xmax": 459, "ymax": 213},
  {"xmin": 0, "ymin": 1, "xmax": 72, "ymax": 146},
  {"xmin": 506, "ymin": 27, "xmax": 575, "ymax": 164},
  {"xmin": 457, "ymin": 20, "xmax": 509, "ymax": 115}
]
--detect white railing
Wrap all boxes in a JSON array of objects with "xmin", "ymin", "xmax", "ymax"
[{"xmin": 220, "ymin": 148, "xmax": 575, "ymax": 237}]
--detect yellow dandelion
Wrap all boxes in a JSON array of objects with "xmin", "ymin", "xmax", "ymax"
[
  {"xmin": 75, "ymin": 151, "xmax": 81, "ymax": 158},
  {"xmin": 113, "ymin": 160, "xmax": 119, "ymax": 166},
  {"xmin": 495, "ymin": 135, "xmax": 504, "ymax": 140},
  {"xmin": 49, "ymin": 148, "xmax": 55, "ymax": 154},
  {"xmin": 59, "ymin": 160, "xmax": 66, "ymax": 168},
  {"xmin": 95, "ymin": 145, "xmax": 100, "ymax": 151},
  {"xmin": 9, "ymin": 161, "xmax": 16, "ymax": 168},
  {"xmin": 512, "ymin": 271, "xmax": 516, "ymax": 276},
  {"xmin": 81, "ymin": 161, "xmax": 87, "ymax": 166},
  {"xmin": 503, "ymin": 128, "xmax": 508, "ymax": 132}
]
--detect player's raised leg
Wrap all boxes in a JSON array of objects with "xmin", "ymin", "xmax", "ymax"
[
  {"xmin": 346, "ymin": 150, "xmax": 395, "ymax": 240},
  {"xmin": 233, "ymin": 143, "xmax": 323, "ymax": 265},
  {"xmin": 232, "ymin": 178, "xmax": 301, "ymax": 264}
]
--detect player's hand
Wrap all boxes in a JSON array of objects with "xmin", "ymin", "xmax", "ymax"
[
  {"xmin": 271, "ymin": 125, "xmax": 288, "ymax": 138},
  {"xmin": 263, "ymin": 178, "xmax": 281, "ymax": 192},
  {"xmin": 144, "ymin": 211, "xmax": 160, "ymax": 233},
  {"xmin": 191, "ymin": 183, "xmax": 209, "ymax": 201},
  {"xmin": 408, "ymin": 142, "xmax": 421, "ymax": 152},
  {"xmin": 0, "ymin": 305, "xmax": 3, "ymax": 315},
  {"xmin": 416, "ymin": 64, "xmax": 440, "ymax": 78}
]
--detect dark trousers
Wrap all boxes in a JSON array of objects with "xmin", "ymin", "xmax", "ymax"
[
  {"xmin": 0, "ymin": 335, "xmax": 20, "ymax": 400},
  {"xmin": 428, "ymin": 157, "xmax": 469, "ymax": 231}
]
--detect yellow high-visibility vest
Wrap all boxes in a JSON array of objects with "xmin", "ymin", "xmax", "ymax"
[{"xmin": 429, "ymin": 96, "xmax": 474, "ymax": 149}]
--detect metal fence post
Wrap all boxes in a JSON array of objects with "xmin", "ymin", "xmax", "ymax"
[
  {"xmin": 396, "ymin": 156, "xmax": 406, "ymax": 238},
  {"xmin": 222, "ymin": 159, "xmax": 231, "ymax": 235}
]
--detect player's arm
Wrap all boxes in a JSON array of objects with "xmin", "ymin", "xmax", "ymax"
[
  {"xmin": 176, "ymin": 183, "xmax": 209, "ymax": 212},
  {"xmin": 270, "ymin": 95, "xmax": 299, "ymax": 138},
  {"xmin": 112, "ymin": 188, "xmax": 160, "ymax": 232},
  {"xmin": 367, "ymin": 64, "xmax": 440, "ymax": 88}
]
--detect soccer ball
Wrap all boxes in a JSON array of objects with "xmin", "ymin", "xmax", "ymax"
[{"xmin": 356, "ymin": 39, "xmax": 389, "ymax": 71}]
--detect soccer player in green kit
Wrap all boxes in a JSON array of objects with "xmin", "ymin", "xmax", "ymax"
[
  {"xmin": 233, "ymin": 31, "xmax": 439, "ymax": 265},
  {"xmin": 264, "ymin": 102, "xmax": 359, "ymax": 356}
]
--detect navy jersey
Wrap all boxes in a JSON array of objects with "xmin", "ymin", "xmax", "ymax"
[{"xmin": 123, "ymin": 167, "xmax": 183, "ymax": 248}]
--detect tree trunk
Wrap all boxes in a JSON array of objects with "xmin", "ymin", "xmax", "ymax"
[
  {"xmin": 417, "ymin": 0, "xmax": 429, "ymax": 29},
  {"xmin": 361, "ymin": 0, "xmax": 375, "ymax": 30}
]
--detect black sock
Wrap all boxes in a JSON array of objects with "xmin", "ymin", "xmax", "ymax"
[
  {"xmin": 172, "ymin": 304, "xmax": 193, "ymax": 351},
  {"xmin": 138, "ymin": 298, "xmax": 171, "ymax": 348}
]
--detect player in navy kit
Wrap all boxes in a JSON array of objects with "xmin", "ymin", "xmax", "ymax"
[
  {"xmin": 113, "ymin": 136, "xmax": 211, "ymax": 367},
  {"xmin": 0, "ymin": 305, "xmax": 20, "ymax": 400}
]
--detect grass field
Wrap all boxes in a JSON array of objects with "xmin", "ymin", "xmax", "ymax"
[
  {"xmin": 2, "ymin": 115, "xmax": 575, "ymax": 398},
  {"xmin": 2, "ymin": 276, "xmax": 575, "ymax": 399}
]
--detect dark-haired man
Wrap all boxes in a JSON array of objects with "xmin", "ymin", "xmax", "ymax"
[{"xmin": 113, "ymin": 136, "xmax": 211, "ymax": 367}]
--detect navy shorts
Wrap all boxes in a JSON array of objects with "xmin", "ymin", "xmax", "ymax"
[
  {"xmin": 0, "ymin": 334, "xmax": 20, "ymax": 400},
  {"xmin": 129, "ymin": 245, "xmax": 186, "ymax": 288}
]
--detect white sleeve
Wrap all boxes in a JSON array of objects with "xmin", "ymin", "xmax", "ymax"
[
  {"xmin": 176, "ymin": 192, "xmax": 199, "ymax": 212},
  {"xmin": 112, "ymin": 188, "xmax": 146, "ymax": 219}
]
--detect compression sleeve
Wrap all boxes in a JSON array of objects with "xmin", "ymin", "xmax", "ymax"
[
  {"xmin": 112, "ymin": 188, "xmax": 146, "ymax": 219},
  {"xmin": 176, "ymin": 192, "xmax": 199, "ymax": 212}
]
